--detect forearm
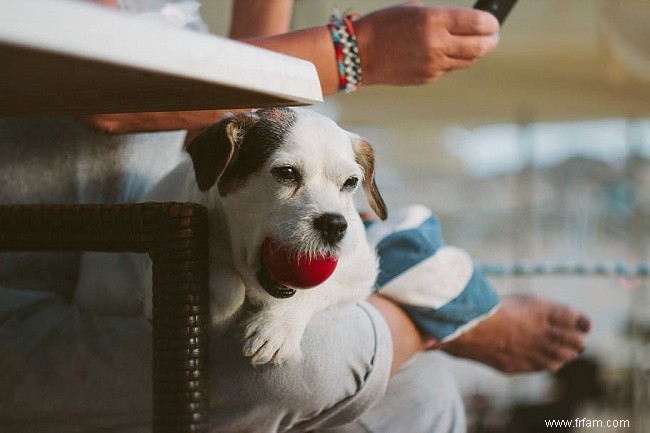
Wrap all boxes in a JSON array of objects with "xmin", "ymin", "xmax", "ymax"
[
  {"xmin": 230, "ymin": 0, "xmax": 294, "ymax": 38},
  {"xmin": 241, "ymin": 26, "xmax": 340, "ymax": 96},
  {"xmin": 368, "ymin": 294, "xmax": 436, "ymax": 376},
  {"xmin": 230, "ymin": 0, "xmax": 340, "ymax": 94}
]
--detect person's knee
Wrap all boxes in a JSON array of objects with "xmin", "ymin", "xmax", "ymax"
[
  {"xmin": 209, "ymin": 304, "xmax": 392, "ymax": 430},
  {"xmin": 358, "ymin": 351, "xmax": 466, "ymax": 433}
]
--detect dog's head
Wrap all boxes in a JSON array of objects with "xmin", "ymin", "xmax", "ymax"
[{"xmin": 186, "ymin": 107, "xmax": 386, "ymax": 293}]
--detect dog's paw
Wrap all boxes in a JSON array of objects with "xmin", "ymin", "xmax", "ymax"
[{"xmin": 242, "ymin": 313, "xmax": 304, "ymax": 365}]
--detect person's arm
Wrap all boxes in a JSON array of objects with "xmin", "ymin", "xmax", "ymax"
[
  {"xmin": 368, "ymin": 294, "xmax": 436, "ymax": 376},
  {"xmin": 82, "ymin": 3, "xmax": 499, "ymax": 134},
  {"xmin": 229, "ymin": 0, "xmax": 294, "ymax": 38},
  {"xmin": 245, "ymin": 4, "xmax": 500, "ymax": 94}
]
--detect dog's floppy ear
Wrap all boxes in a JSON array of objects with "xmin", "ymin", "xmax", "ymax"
[
  {"xmin": 186, "ymin": 112, "xmax": 259, "ymax": 191},
  {"xmin": 350, "ymin": 134, "xmax": 388, "ymax": 220}
]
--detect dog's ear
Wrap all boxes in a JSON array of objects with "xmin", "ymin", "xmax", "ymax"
[
  {"xmin": 186, "ymin": 112, "xmax": 259, "ymax": 191},
  {"xmin": 350, "ymin": 134, "xmax": 388, "ymax": 220}
]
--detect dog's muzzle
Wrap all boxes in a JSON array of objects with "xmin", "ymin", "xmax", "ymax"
[{"xmin": 313, "ymin": 213, "xmax": 347, "ymax": 246}]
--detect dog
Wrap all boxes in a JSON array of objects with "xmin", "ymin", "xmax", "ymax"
[{"xmin": 75, "ymin": 107, "xmax": 387, "ymax": 365}]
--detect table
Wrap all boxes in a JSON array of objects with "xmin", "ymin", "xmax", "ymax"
[{"xmin": 0, "ymin": 0, "xmax": 323, "ymax": 115}]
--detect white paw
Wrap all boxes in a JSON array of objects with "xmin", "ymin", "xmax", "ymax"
[{"xmin": 242, "ymin": 313, "xmax": 304, "ymax": 365}]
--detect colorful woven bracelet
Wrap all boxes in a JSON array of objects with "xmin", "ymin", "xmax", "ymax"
[{"xmin": 327, "ymin": 10, "xmax": 362, "ymax": 93}]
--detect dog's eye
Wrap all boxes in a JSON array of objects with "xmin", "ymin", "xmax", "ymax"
[
  {"xmin": 342, "ymin": 176, "xmax": 359, "ymax": 190},
  {"xmin": 271, "ymin": 166, "xmax": 300, "ymax": 183}
]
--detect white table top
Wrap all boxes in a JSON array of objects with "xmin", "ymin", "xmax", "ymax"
[{"xmin": 0, "ymin": 0, "xmax": 323, "ymax": 115}]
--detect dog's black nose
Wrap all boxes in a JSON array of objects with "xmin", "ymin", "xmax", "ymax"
[{"xmin": 313, "ymin": 213, "xmax": 348, "ymax": 246}]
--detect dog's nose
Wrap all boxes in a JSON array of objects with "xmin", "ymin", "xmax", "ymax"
[{"xmin": 313, "ymin": 213, "xmax": 348, "ymax": 246}]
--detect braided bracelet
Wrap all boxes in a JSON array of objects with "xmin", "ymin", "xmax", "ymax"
[{"xmin": 327, "ymin": 10, "xmax": 362, "ymax": 93}]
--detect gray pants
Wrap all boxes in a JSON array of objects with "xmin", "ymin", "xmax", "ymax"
[
  {"xmin": 317, "ymin": 352, "xmax": 466, "ymax": 433},
  {"xmin": 0, "ymin": 287, "xmax": 465, "ymax": 433}
]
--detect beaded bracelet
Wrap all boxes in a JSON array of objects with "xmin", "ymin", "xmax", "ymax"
[{"xmin": 327, "ymin": 10, "xmax": 362, "ymax": 93}]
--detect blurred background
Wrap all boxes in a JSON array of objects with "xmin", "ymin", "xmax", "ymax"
[{"xmin": 203, "ymin": 1, "xmax": 650, "ymax": 431}]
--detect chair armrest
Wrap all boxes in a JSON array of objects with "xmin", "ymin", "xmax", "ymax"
[{"xmin": 0, "ymin": 203, "xmax": 210, "ymax": 433}]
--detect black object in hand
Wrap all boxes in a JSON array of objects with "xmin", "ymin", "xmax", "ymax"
[{"xmin": 473, "ymin": 0, "xmax": 518, "ymax": 24}]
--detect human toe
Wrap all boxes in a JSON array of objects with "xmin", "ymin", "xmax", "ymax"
[
  {"xmin": 576, "ymin": 315, "xmax": 591, "ymax": 333},
  {"xmin": 548, "ymin": 303, "xmax": 591, "ymax": 334},
  {"xmin": 549, "ymin": 327, "xmax": 587, "ymax": 353}
]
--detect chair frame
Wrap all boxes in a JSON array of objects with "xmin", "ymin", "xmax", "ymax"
[{"xmin": 0, "ymin": 202, "xmax": 210, "ymax": 433}]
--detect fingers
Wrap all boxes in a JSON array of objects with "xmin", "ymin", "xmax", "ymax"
[
  {"xmin": 443, "ymin": 58, "xmax": 477, "ymax": 72},
  {"xmin": 437, "ymin": 10, "xmax": 500, "ymax": 70},
  {"xmin": 435, "ymin": 34, "xmax": 497, "ymax": 74},
  {"xmin": 438, "ymin": 36, "xmax": 496, "ymax": 74},
  {"xmin": 446, "ymin": 35, "xmax": 499, "ymax": 60},
  {"xmin": 354, "ymin": 4, "xmax": 500, "ymax": 86},
  {"xmin": 445, "ymin": 9, "xmax": 500, "ymax": 36}
]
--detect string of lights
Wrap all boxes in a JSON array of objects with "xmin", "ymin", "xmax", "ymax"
[{"xmin": 476, "ymin": 261, "xmax": 650, "ymax": 278}]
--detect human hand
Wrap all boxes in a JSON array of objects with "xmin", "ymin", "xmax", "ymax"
[
  {"xmin": 79, "ymin": 110, "xmax": 233, "ymax": 134},
  {"xmin": 353, "ymin": 3, "xmax": 500, "ymax": 86}
]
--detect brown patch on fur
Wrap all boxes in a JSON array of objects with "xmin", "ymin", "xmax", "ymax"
[
  {"xmin": 186, "ymin": 108, "xmax": 297, "ymax": 195},
  {"xmin": 185, "ymin": 113, "xmax": 249, "ymax": 192},
  {"xmin": 353, "ymin": 139, "xmax": 388, "ymax": 220},
  {"xmin": 218, "ymin": 108, "xmax": 297, "ymax": 196},
  {"xmin": 258, "ymin": 106, "xmax": 297, "ymax": 126}
]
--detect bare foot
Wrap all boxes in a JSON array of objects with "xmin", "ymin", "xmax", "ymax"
[{"xmin": 440, "ymin": 295, "xmax": 591, "ymax": 373}]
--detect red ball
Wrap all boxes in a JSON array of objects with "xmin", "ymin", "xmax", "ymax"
[{"xmin": 262, "ymin": 238, "xmax": 338, "ymax": 289}]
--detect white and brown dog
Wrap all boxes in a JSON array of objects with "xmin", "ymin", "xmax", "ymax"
[{"xmin": 75, "ymin": 107, "xmax": 386, "ymax": 365}]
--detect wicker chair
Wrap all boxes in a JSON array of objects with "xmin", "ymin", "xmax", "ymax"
[{"xmin": 0, "ymin": 202, "xmax": 210, "ymax": 433}]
